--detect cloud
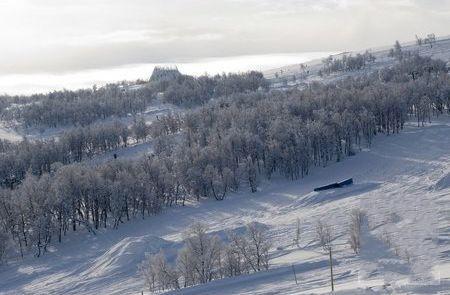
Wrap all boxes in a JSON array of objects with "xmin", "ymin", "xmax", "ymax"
[{"xmin": 0, "ymin": 0, "xmax": 448, "ymax": 75}]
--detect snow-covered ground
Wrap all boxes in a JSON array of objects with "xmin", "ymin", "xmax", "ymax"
[
  {"xmin": 1, "ymin": 114, "xmax": 450, "ymax": 294},
  {"xmin": 265, "ymin": 36, "xmax": 450, "ymax": 88}
]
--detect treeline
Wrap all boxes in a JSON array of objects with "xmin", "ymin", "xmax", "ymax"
[
  {"xmin": 160, "ymin": 71, "xmax": 269, "ymax": 106},
  {"xmin": 2, "ymin": 71, "xmax": 268, "ymax": 128},
  {"xmin": 0, "ymin": 54, "xmax": 449, "ymax": 261},
  {"xmin": 139, "ymin": 223, "xmax": 270, "ymax": 292},
  {"xmin": 4, "ymin": 84, "xmax": 155, "ymax": 128},
  {"xmin": 319, "ymin": 50, "xmax": 376, "ymax": 75}
]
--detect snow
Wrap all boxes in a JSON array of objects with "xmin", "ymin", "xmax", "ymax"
[
  {"xmin": 436, "ymin": 173, "xmax": 450, "ymax": 190},
  {"xmin": 0, "ymin": 101, "xmax": 180, "ymax": 142},
  {"xmin": 265, "ymin": 36, "xmax": 450, "ymax": 89},
  {"xmin": 1, "ymin": 114, "xmax": 450, "ymax": 294}
]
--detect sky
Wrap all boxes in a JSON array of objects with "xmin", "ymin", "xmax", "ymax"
[{"xmin": 1, "ymin": 0, "xmax": 450, "ymax": 94}]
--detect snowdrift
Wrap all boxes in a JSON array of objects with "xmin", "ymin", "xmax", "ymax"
[
  {"xmin": 435, "ymin": 172, "xmax": 450, "ymax": 190},
  {"xmin": 82, "ymin": 235, "xmax": 178, "ymax": 279}
]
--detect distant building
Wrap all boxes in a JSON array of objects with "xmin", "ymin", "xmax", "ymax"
[{"xmin": 150, "ymin": 66, "xmax": 182, "ymax": 82}]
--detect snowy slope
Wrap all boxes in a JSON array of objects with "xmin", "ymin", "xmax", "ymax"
[
  {"xmin": 1, "ymin": 113, "xmax": 450, "ymax": 294},
  {"xmin": 265, "ymin": 36, "xmax": 450, "ymax": 88}
]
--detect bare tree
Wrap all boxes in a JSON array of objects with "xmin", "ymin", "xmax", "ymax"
[
  {"xmin": 293, "ymin": 218, "xmax": 301, "ymax": 248},
  {"xmin": 415, "ymin": 34, "xmax": 423, "ymax": 46},
  {"xmin": 246, "ymin": 223, "xmax": 271, "ymax": 271},
  {"xmin": 181, "ymin": 223, "xmax": 223, "ymax": 284},
  {"xmin": 229, "ymin": 223, "xmax": 271, "ymax": 272},
  {"xmin": 315, "ymin": 220, "xmax": 334, "ymax": 292},
  {"xmin": 139, "ymin": 250, "xmax": 179, "ymax": 292},
  {"xmin": 424, "ymin": 33, "xmax": 436, "ymax": 48},
  {"xmin": 176, "ymin": 247, "xmax": 196, "ymax": 287},
  {"xmin": 348, "ymin": 209, "xmax": 366, "ymax": 254},
  {"xmin": 222, "ymin": 244, "xmax": 246, "ymax": 277},
  {"xmin": 316, "ymin": 220, "xmax": 332, "ymax": 252}
]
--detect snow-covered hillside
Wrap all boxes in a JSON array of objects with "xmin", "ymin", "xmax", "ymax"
[
  {"xmin": 1, "ymin": 36, "xmax": 450, "ymax": 295},
  {"xmin": 1, "ymin": 114, "xmax": 449, "ymax": 294},
  {"xmin": 265, "ymin": 36, "xmax": 450, "ymax": 89}
]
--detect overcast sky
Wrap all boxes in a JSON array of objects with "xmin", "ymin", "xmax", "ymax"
[{"xmin": 0, "ymin": 0, "xmax": 449, "ymax": 93}]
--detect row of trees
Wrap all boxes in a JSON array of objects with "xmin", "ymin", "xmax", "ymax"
[
  {"xmin": 3, "ymin": 83, "xmax": 155, "ymax": 128},
  {"xmin": 1, "ymin": 70, "xmax": 268, "ymax": 128},
  {"xmin": 161, "ymin": 71, "xmax": 269, "ymax": 106},
  {"xmin": 139, "ymin": 208, "xmax": 366, "ymax": 293},
  {"xmin": 319, "ymin": 51, "xmax": 376, "ymax": 75},
  {"xmin": 139, "ymin": 223, "xmax": 270, "ymax": 292},
  {"xmin": 0, "ymin": 54, "xmax": 449, "ymax": 262},
  {"xmin": 416, "ymin": 33, "xmax": 437, "ymax": 48}
]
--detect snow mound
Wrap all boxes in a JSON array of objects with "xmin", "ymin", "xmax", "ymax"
[
  {"xmin": 82, "ymin": 235, "xmax": 176, "ymax": 279},
  {"xmin": 213, "ymin": 221, "xmax": 270, "ymax": 242},
  {"xmin": 297, "ymin": 182, "xmax": 381, "ymax": 207},
  {"xmin": 435, "ymin": 172, "xmax": 450, "ymax": 190}
]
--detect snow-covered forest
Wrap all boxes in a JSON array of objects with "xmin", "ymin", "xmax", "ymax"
[
  {"xmin": 0, "ymin": 38, "xmax": 450, "ymax": 294},
  {"xmin": 0, "ymin": 71, "xmax": 267, "ymax": 128},
  {"xmin": 0, "ymin": 45, "xmax": 449, "ymax": 259}
]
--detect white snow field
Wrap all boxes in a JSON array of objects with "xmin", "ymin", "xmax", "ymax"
[{"xmin": 1, "ymin": 112, "xmax": 450, "ymax": 294}]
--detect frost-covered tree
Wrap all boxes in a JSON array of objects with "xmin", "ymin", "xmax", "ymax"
[
  {"xmin": 139, "ymin": 250, "xmax": 179, "ymax": 292},
  {"xmin": 229, "ymin": 223, "xmax": 271, "ymax": 272},
  {"xmin": 316, "ymin": 219, "xmax": 335, "ymax": 291},
  {"xmin": 293, "ymin": 218, "xmax": 301, "ymax": 248},
  {"xmin": 132, "ymin": 118, "xmax": 149, "ymax": 142},
  {"xmin": 348, "ymin": 209, "xmax": 366, "ymax": 254},
  {"xmin": 180, "ymin": 223, "xmax": 222, "ymax": 284},
  {"xmin": 424, "ymin": 33, "xmax": 436, "ymax": 48}
]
